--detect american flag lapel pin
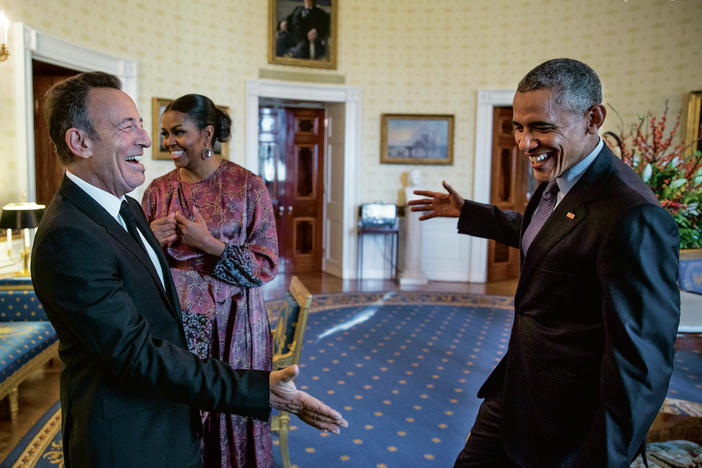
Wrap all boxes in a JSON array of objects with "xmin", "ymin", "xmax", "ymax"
[{"xmin": 566, "ymin": 212, "xmax": 575, "ymax": 219}]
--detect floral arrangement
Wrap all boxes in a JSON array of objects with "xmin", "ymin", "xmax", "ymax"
[{"xmin": 604, "ymin": 102, "xmax": 702, "ymax": 249}]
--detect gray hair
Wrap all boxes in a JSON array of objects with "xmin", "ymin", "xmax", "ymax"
[{"xmin": 517, "ymin": 58, "xmax": 602, "ymax": 115}]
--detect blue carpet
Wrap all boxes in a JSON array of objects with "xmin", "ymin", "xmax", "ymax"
[
  {"xmin": 3, "ymin": 291, "xmax": 701, "ymax": 467},
  {"xmin": 268, "ymin": 291, "xmax": 514, "ymax": 467}
]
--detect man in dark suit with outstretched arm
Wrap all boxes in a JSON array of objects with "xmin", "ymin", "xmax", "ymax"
[
  {"xmin": 410, "ymin": 58, "xmax": 680, "ymax": 467},
  {"xmin": 31, "ymin": 71, "xmax": 347, "ymax": 467}
]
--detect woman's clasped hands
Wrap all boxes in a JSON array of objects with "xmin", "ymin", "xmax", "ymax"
[{"xmin": 149, "ymin": 207, "xmax": 224, "ymax": 256}]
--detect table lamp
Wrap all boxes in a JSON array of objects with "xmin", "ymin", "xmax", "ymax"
[{"xmin": 1, "ymin": 201, "xmax": 46, "ymax": 276}]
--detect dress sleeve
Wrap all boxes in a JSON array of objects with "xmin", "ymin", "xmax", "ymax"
[{"xmin": 212, "ymin": 174, "xmax": 279, "ymax": 287}]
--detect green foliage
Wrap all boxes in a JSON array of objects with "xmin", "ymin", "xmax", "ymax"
[{"xmin": 604, "ymin": 103, "xmax": 702, "ymax": 249}]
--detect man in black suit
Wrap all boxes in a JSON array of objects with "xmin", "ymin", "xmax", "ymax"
[
  {"xmin": 279, "ymin": 0, "xmax": 330, "ymax": 60},
  {"xmin": 31, "ymin": 71, "xmax": 346, "ymax": 467},
  {"xmin": 410, "ymin": 58, "xmax": 680, "ymax": 467}
]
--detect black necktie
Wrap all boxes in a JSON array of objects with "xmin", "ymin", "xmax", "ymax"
[
  {"xmin": 522, "ymin": 179, "xmax": 559, "ymax": 255},
  {"xmin": 119, "ymin": 201, "xmax": 174, "ymax": 302},
  {"xmin": 119, "ymin": 200, "xmax": 147, "ymax": 254}
]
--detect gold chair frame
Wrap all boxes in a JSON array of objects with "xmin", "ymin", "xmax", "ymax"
[
  {"xmin": 0, "ymin": 341, "xmax": 57, "ymax": 420},
  {"xmin": 270, "ymin": 275, "xmax": 312, "ymax": 468}
]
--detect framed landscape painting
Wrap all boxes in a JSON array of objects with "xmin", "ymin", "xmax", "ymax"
[
  {"xmin": 380, "ymin": 114, "xmax": 454, "ymax": 165},
  {"xmin": 151, "ymin": 97, "xmax": 230, "ymax": 160},
  {"xmin": 268, "ymin": 0, "xmax": 337, "ymax": 69}
]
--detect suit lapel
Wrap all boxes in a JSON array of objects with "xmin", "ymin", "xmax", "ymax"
[
  {"xmin": 519, "ymin": 182, "xmax": 546, "ymax": 264},
  {"xmin": 59, "ymin": 177, "xmax": 180, "ymax": 319},
  {"xmin": 127, "ymin": 197, "xmax": 182, "ymax": 314},
  {"xmin": 516, "ymin": 147, "xmax": 616, "ymax": 300}
]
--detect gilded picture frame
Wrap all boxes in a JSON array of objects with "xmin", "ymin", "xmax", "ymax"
[
  {"xmin": 380, "ymin": 114, "xmax": 455, "ymax": 165},
  {"xmin": 685, "ymin": 91, "xmax": 702, "ymax": 158},
  {"xmin": 151, "ymin": 97, "xmax": 229, "ymax": 161},
  {"xmin": 268, "ymin": 0, "xmax": 337, "ymax": 70}
]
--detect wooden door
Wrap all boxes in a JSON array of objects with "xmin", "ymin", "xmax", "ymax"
[
  {"xmin": 33, "ymin": 60, "xmax": 81, "ymax": 206},
  {"xmin": 283, "ymin": 108, "xmax": 325, "ymax": 272},
  {"xmin": 487, "ymin": 106, "xmax": 533, "ymax": 281},
  {"xmin": 258, "ymin": 107, "xmax": 325, "ymax": 273}
]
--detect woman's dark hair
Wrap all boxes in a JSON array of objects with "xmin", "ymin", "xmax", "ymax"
[{"xmin": 166, "ymin": 94, "xmax": 231, "ymax": 143}]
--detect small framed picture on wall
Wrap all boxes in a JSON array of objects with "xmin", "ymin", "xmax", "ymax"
[
  {"xmin": 268, "ymin": 0, "xmax": 337, "ymax": 69},
  {"xmin": 380, "ymin": 114, "xmax": 454, "ymax": 165},
  {"xmin": 686, "ymin": 91, "xmax": 702, "ymax": 159},
  {"xmin": 151, "ymin": 97, "xmax": 230, "ymax": 160}
]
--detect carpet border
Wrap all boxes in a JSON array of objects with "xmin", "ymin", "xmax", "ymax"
[{"xmin": 308, "ymin": 291, "xmax": 515, "ymax": 312}]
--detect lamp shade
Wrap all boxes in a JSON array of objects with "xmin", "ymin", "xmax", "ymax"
[{"xmin": 0, "ymin": 202, "xmax": 46, "ymax": 229}]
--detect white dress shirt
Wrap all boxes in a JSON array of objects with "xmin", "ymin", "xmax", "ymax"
[
  {"xmin": 554, "ymin": 137, "xmax": 604, "ymax": 207},
  {"xmin": 65, "ymin": 171, "xmax": 165, "ymax": 288}
]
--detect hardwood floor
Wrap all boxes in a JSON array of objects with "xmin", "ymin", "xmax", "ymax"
[
  {"xmin": 0, "ymin": 358, "xmax": 61, "ymax": 463},
  {"xmin": 262, "ymin": 271, "xmax": 519, "ymax": 300}
]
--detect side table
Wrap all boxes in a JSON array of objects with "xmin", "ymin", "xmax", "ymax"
[{"xmin": 357, "ymin": 224, "xmax": 399, "ymax": 280}]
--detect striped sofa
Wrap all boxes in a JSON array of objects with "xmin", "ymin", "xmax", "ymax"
[{"xmin": 0, "ymin": 277, "xmax": 58, "ymax": 421}]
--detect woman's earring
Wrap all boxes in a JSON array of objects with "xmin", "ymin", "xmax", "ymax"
[{"xmin": 202, "ymin": 146, "xmax": 213, "ymax": 160}]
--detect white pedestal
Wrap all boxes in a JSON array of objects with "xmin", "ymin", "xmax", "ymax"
[
  {"xmin": 399, "ymin": 275, "xmax": 428, "ymax": 286},
  {"xmin": 401, "ymin": 174, "xmax": 428, "ymax": 285}
]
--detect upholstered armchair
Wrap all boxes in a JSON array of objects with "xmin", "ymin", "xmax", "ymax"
[
  {"xmin": 0, "ymin": 279, "xmax": 58, "ymax": 421},
  {"xmin": 270, "ymin": 276, "xmax": 312, "ymax": 468}
]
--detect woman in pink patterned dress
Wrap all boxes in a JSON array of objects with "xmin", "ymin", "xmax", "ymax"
[{"xmin": 142, "ymin": 94, "xmax": 278, "ymax": 467}]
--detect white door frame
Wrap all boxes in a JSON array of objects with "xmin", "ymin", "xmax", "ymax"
[
  {"xmin": 245, "ymin": 80, "xmax": 361, "ymax": 279},
  {"xmin": 470, "ymin": 89, "xmax": 516, "ymax": 282},
  {"xmin": 12, "ymin": 23, "xmax": 138, "ymax": 202}
]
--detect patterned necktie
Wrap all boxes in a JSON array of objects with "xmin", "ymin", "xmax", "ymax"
[
  {"xmin": 522, "ymin": 179, "xmax": 559, "ymax": 255},
  {"xmin": 119, "ymin": 200, "xmax": 147, "ymax": 254}
]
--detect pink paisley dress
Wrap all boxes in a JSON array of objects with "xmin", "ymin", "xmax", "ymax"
[{"xmin": 142, "ymin": 161, "xmax": 278, "ymax": 467}]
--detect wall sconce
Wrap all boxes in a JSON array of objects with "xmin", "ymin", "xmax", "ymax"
[
  {"xmin": 1, "ymin": 201, "xmax": 46, "ymax": 276},
  {"xmin": 0, "ymin": 10, "xmax": 9, "ymax": 62}
]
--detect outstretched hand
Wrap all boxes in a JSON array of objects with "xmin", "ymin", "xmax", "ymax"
[
  {"xmin": 270, "ymin": 365, "xmax": 348, "ymax": 434},
  {"xmin": 408, "ymin": 180, "xmax": 465, "ymax": 220}
]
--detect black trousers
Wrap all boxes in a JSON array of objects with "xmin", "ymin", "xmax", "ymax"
[{"xmin": 453, "ymin": 391, "xmax": 520, "ymax": 467}]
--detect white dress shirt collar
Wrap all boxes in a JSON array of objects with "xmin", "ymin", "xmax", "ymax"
[
  {"xmin": 65, "ymin": 170, "xmax": 125, "ymax": 221},
  {"xmin": 553, "ymin": 137, "xmax": 603, "ymax": 205},
  {"xmin": 555, "ymin": 137, "xmax": 603, "ymax": 196},
  {"xmin": 65, "ymin": 170, "xmax": 165, "ymax": 288}
]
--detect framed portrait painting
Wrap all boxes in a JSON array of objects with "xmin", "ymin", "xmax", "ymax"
[
  {"xmin": 380, "ymin": 114, "xmax": 455, "ymax": 165},
  {"xmin": 151, "ymin": 97, "xmax": 230, "ymax": 161},
  {"xmin": 268, "ymin": 0, "xmax": 337, "ymax": 69},
  {"xmin": 686, "ymin": 91, "xmax": 702, "ymax": 158}
]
